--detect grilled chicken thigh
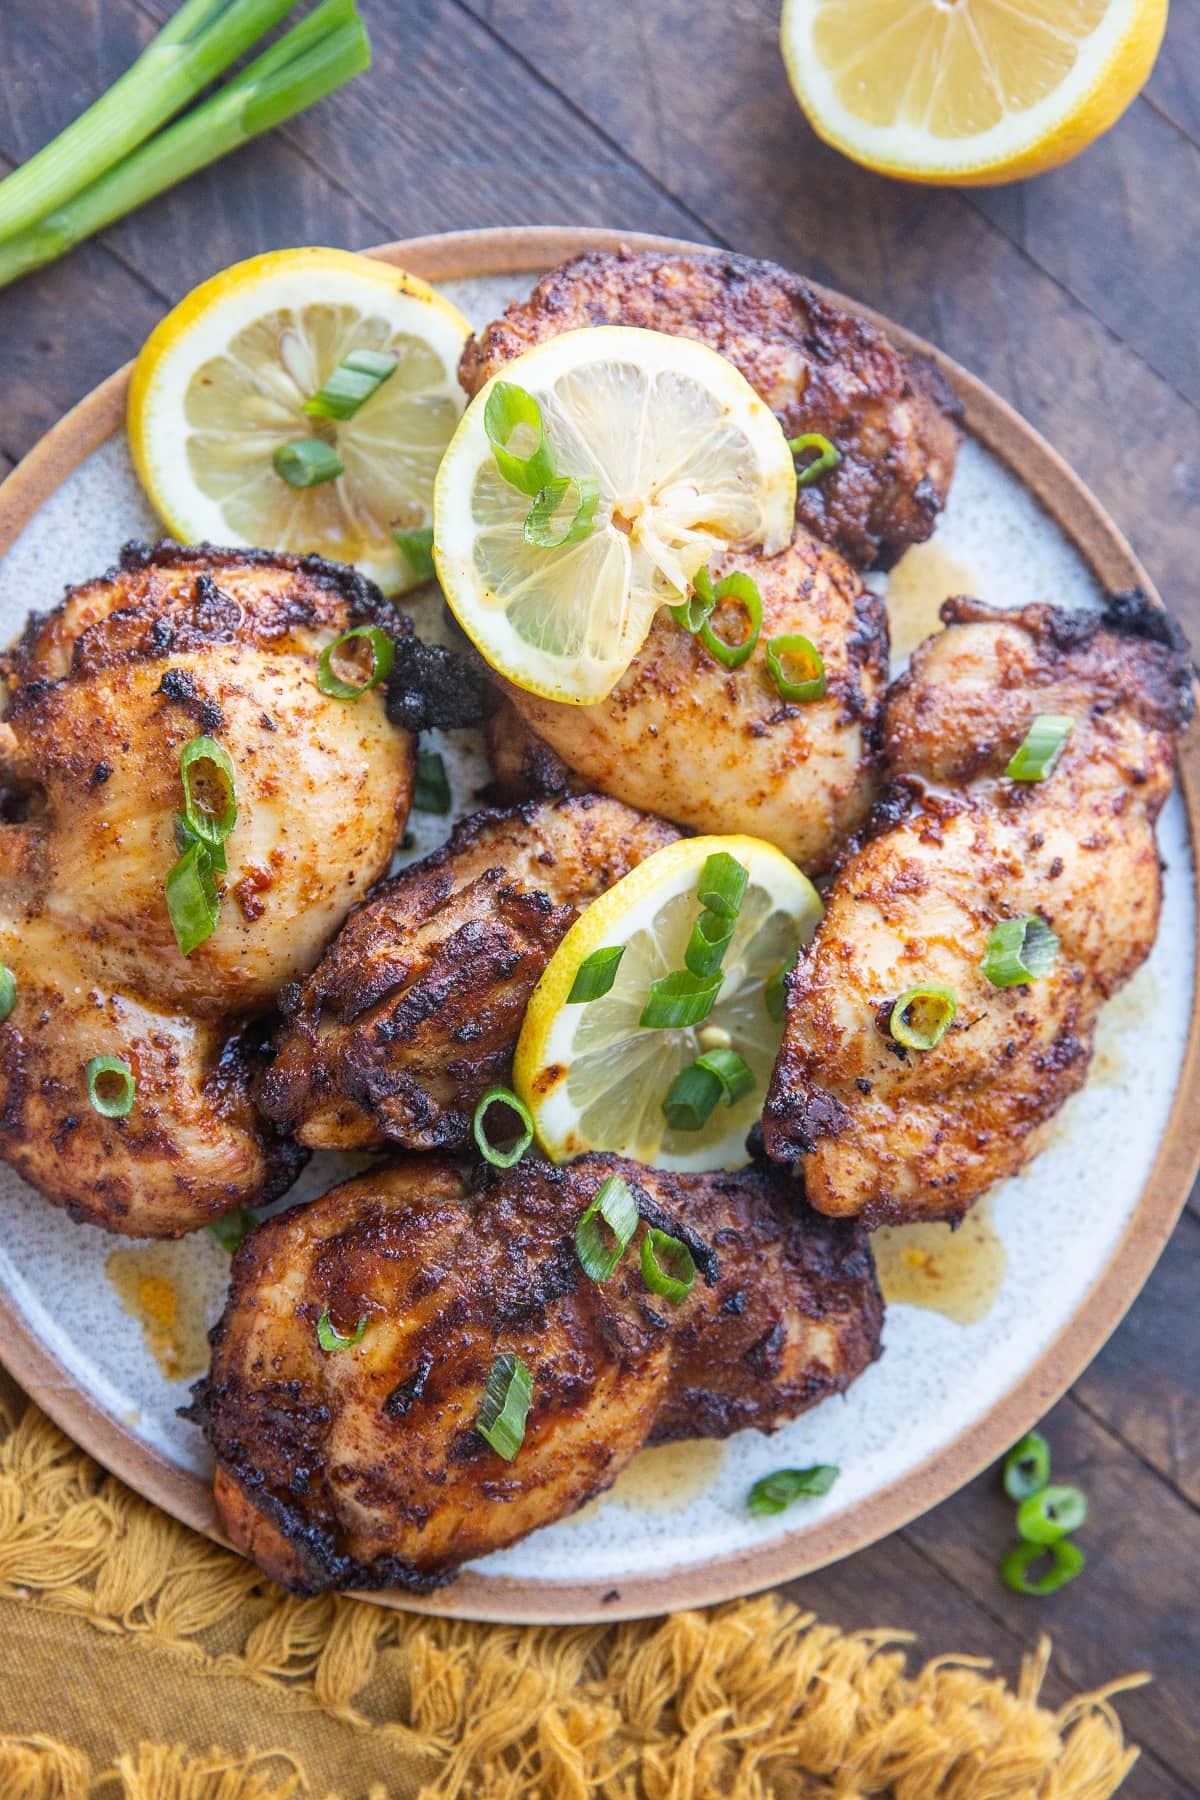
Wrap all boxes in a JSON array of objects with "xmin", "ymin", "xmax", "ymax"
[
  {"xmin": 486, "ymin": 534, "xmax": 887, "ymax": 872},
  {"xmin": 459, "ymin": 247, "xmax": 962, "ymax": 571},
  {"xmin": 0, "ymin": 542, "xmax": 415, "ymax": 1235},
  {"xmin": 193, "ymin": 1152, "xmax": 883, "ymax": 1593},
  {"xmin": 260, "ymin": 795, "xmax": 679, "ymax": 1152},
  {"xmin": 763, "ymin": 594, "xmax": 1193, "ymax": 1226}
]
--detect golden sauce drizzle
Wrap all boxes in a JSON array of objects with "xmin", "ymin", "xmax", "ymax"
[
  {"xmin": 873, "ymin": 1195, "xmax": 1007, "ymax": 1326},
  {"xmin": 1088, "ymin": 965, "xmax": 1160, "ymax": 1088},
  {"xmin": 883, "ymin": 541, "xmax": 977, "ymax": 663},
  {"xmin": 566, "ymin": 1439, "xmax": 726, "ymax": 1525},
  {"xmin": 105, "ymin": 1238, "xmax": 221, "ymax": 1381}
]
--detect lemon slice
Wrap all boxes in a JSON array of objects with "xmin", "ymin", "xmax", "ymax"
[
  {"xmin": 781, "ymin": 0, "xmax": 1166, "ymax": 185},
  {"xmin": 514, "ymin": 835, "xmax": 822, "ymax": 1172},
  {"xmin": 128, "ymin": 247, "xmax": 471, "ymax": 594},
  {"xmin": 433, "ymin": 327, "xmax": 797, "ymax": 704}
]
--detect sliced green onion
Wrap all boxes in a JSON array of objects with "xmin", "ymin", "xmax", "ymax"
[
  {"xmin": 767, "ymin": 634, "xmax": 826, "ymax": 704},
  {"xmin": 1000, "ymin": 1537, "xmax": 1085, "ymax": 1596},
  {"xmin": 787, "ymin": 433, "xmax": 841, "ymax": 487},
  {"xmin": 273, "ymin": 437, "xmax": 345, "ymax": 488},
  {"xmin": 414, "ymin": 747, "xmax": 451, "ymax": 814},
  {"xmin": 695, "ymin": 1047, "xmax": 754, "ymax": 1106},
  {"xmin": 640, "ymin": 970, "xmax": 722, "ymax": 1030},
  {"xmin": 472, "ymin": 1085, "xmax": 533, "ymax": 1168},
  {"xmin": 476, "ymin": 1351, "xmax": 532, "ymax": 1460},
  {"xmin": 697, "ymin": 852, "xmax": 749, "ymax": 923},
  {"xmin": 0, "ymin": 966, "xmax": 16, "ymax": 1023},
  {"xmin": 684, "ymin": 909, "xmax": 735, "ymax": 978},
  {"xmin": 317, "ymin": 626, "xmax": 395, "ymax": 701},
  {"xmin": 981, "ymin": 916, "xmax": 1060, "ymax": 988},
  {"xmin": 889, "ymin": 984, "xmax": 956, "ymax": 1051},
  {"xmin": 765, "ymin": 954, "xmax": 797, "ymax": 1024},
  {"xmin": 523, "ymin": 475, "xmax": 599, "ymax": 548},
  {"xmin": 1016, "ymin": 1483, "xmax": 1088, "ymax": 1545},
  {"xmin": 393, "ymin": 525, "xmax": 435, "ymax": 582},
  {"xmin": 567, "ymin": 945, "xmax": 624, "ymax": 1003},
  {"xmin": 207, "ymin": 1208, "xmax": 257, "ymax": 1253},
  {"xmin": 180, "ymin": 735, "xmax": 237, "ymax": 849},
  {"xmin": 165, "ymin": 837, "xmax": 220, "ymax": 957},
  {"xmin": 317, "ymin": 1305, "xmax": 368, "ymax": 1352},
  {"xmin": 669, "ymin": 574, "xmax": 718, "ymax": 636},
  {"xmin": 575, "ymin": 1174, "xmax": 639, "ymax": 1283},
  {"xmin": 747, "ymin": 1464, "xmax": 839, "ymax": 1516},
  {"xmin": 1003, "ymin": 1431, "xmax": 1051, "ymax": 1502},
  {"xmin": 662, "ymin": 1062, "xmax": 722, "ymax": 1132},
  {"xmin": 1005, "ymin": 714, "xmax": 1074, "ymax": 781},
  {"xmin": 303, "ymin": 347, "xmax": 398, "ymax": 420},
  {"xmin": 697, "ymin": 570, "xmax": 762, "ymax": 671},
  {"xmin": 641, "ymin": 1227, "xmax": 696, "ymax": 1304},
  {"xmin": 174, "ymin": 811, "xmax": 226, "ymax": 874},
  {"xmin": 85, "ymin": 1054, "xmax": 135, "ymax": 1119},
  {"xmin": 483, "ymin": 382, "xmax": 556, "ymax": 496}
]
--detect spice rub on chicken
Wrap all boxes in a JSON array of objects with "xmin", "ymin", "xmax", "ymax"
[
  {"xmin": 763, "ymin": 594, "xmax": 1194, "ymax": 1226},
  {"xmin": 0, "ymin": 541, "xmax": 417, "ymax": 1236},
  {"xmin": 192, "ymin": 1152, "xmax": 883, "ymax": 1594},
  {"xmin": 259, "ymin": 795, "xmax": 679, "ymax": 1153},
  {"xmin": 459, "ymin": 247, "xmax": 962, "ymax": 571},
  {"xmin": 486, "ymin": 533, "xmax": 887, "ymax": 874}
]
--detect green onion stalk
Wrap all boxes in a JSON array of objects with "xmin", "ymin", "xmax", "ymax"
[{"xmin": 0, "ymin": 0, "xmax": 371, "ymax": 292}]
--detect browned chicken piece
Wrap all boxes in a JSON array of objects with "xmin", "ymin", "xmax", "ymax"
[
  {"xmin": 192, "ymin": 1152, "xmax": 883, "ymax": 1593},
  {"xmin": 0, "ymin": 541, "xmax": 417, "ymax": 1236},
  {"xmin": 485, "ymin": 534, "xmax": 887, "ymax": 873},
  {"xmin": 460, "ymin": 247, "xmax": 962, "ymax": 571},
  {"xmin": 259, "ymin": 795, "xmax": 679, "ymax": 1152},
  {"xmin": 763, "ymin": 594, "xmax": 1194, "ymax": 1226}
]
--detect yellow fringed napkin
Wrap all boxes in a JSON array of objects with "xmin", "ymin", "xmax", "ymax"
[{"xmin": 0, "ymin": 1372, "xmax": 1145, "ymax": 1799}]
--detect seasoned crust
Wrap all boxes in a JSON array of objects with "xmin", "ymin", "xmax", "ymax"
[
  {"xmin": 192, "ymin": 1153, "xmax": 883, "ymax": 1593},
  {"xmin": 459, "ymin": 247, "xmax": 963, "ymax": 570}
]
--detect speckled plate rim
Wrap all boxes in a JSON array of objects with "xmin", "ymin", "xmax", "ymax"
[{"xmin": 0, "ymin": 225, "xmax": 1196, "ymax": 1625}]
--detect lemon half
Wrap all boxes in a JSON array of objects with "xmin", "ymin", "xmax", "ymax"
[
  {"xmin": 781, "ymin": 0, "xmax": 1166, "ymax": 186},
  {"xmin": 514, "ymin": 835, "xmax": 822, "ymax": 1172},
  {"xmin": 128, "ymin": 247, "xmax": 471, "ymax": 594},
  {"xmin": 433, "ymin": 327, "xmax": 797, "ymax": 704}
]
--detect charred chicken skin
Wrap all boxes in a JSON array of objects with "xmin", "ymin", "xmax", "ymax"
[
  {"xmin": 0, "ymin": 541, "xmax": 416, "ymax": 1236},
  {"xmin": 259, "ymin": 794, "xmax": 679, "ymax": 1153},
  {"xmin": 763, "ymin": 594, "xmax": 1193, "ymax": 1226},
  {"xmin": 486, "ymin": 534, "xmax": 887, "ymax": 873},
  {"xmin": 459, "ymin": 247, "xmax": 962, "ymax": 571},
  {"xmin": 192, "ymin": 1152, "xmax": 883, "ymax": 1594}
]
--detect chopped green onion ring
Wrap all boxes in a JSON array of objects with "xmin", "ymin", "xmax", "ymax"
[
  {"xmin": 0, "ymin": 965, "xmax": 16, "ymax": 1023},
  {"xmin": 477, "ymin": 1351, "xmax": 533, "ymax": 1460},
  {"xmin": 662, "ymin": 1062, "xmax": 723, "ymax": 1132},
  {"xmin": 697, "ymin": 569, "xmax": 762, "ymax": 671},
  {"xmin": 472, "ymin": 1085, "xmax": 534, "ymax": 1168},
  {"xmin": 165, "ymin": 836, "xmax": 220, "ymax": 957},
  {"xmin": 747, "ymin": 1464, "xmax": 839, "ymax": 1516},
  {"xmin": 180, "ymin": 735, "xmax": 237, "ymax": 849},
  {"xmin": 317, "ymin": 1306, "xmax": 368, "ymax": 1352},
  {"xmin": 483, "ymin": 381, "xmax": 557, "ymax": 496},
  {"xmin": 207, "ymin": 1209, "xmax": 257, "ymax": 1253},
  {"xmin": 575, "ymin": 1174, "xmax": 639, "ymax": 1283},
  {"xmin": 697, "ymin": 852, "xmax": 749, "ymax": 923},
  {"xmin": 317, "ymin": 626, "xmax": 395, "ymax": 702},
  {"xmin": 669, "ymin": 574, "xmax": 718, "ymax": 636},
  {"xmin": 981, "ymin": 916, "xmax": 1060, "ymax": 988},
  {"xmin": 1003, "ymin": 1431, "xmax": 1051, "ymax": 1502},
  {"xmin": 303, "ymin": 348, "xmax": 399, "ymax": 421},
  {"xmin": 393, "ymin": 525, "xmax": 435, "ymax": 581},
  {"xmin": 414, "ymin": 747, "xmax": 452, "ymax": 814},
  {"xmin": 640, "ymin": 969, "xmax": 722, "ymax": 1030},
  {"xmin": 787, "ymin": 433, "xmax": 841, "ymax": 487},
  {"xmin": 174, "ymin": 810, "xmax": 226, "ymax": 874},
  {"xmin": 684, "ymin": 908, "xmax": 735, "ymax": 978},
  {"xmin": 1016, "ymin": 1483, "xmax": 1088, "ymax": 1545},
  {"xmin": 1005, "ymin": 714, "xmax": 1074, "ymax": 781},
  {"xmin": 695, "ymin": 1046, "xmax": 754, "ymax": 1106},
  {"xmin": 85, "ymin": 1054, "xmax": 135, "ymax": 1119},
  {"xmin": 1000, "ymin": 1537, "xmax": 1085, "ymax": 1596},
  {"xmin": 889, "ymin": 984, "xmax": 956, "ymax": 1051},
  {"xmin": 567, "ymin": 945, "xmax": 624, "ymax": 1003},
  {"xmin": 767, "ymin": 634, "xmax": 826, "ymax": 704},
  {"xmin": 641, "ymin": 1227, "xmax": 696, "ymax": 1303},
  {"xmin": 765, "ymin": 953, "xmax": 797, "ymax": 1024},
  {"xmin": 273, "ymin": 437, "xmax": 345, "ymax": 489},
  {"xmin": 524, "ymin": 474, "xmax": 600, "ymax": 548}
]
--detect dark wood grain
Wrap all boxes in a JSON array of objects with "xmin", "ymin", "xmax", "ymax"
[{"xmin": 0, "ymin": 3, "xmax": 1196, "ymax": 1792}]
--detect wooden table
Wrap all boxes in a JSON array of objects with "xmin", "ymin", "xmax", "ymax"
[{"xmin": 1, "ymin": 2, "xmax": 1197, "ymax": 1792}]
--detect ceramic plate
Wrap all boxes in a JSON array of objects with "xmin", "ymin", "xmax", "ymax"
[{"xmin": 0, "ymin": 229, "xmax": 1196, "ymax": 1623}]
